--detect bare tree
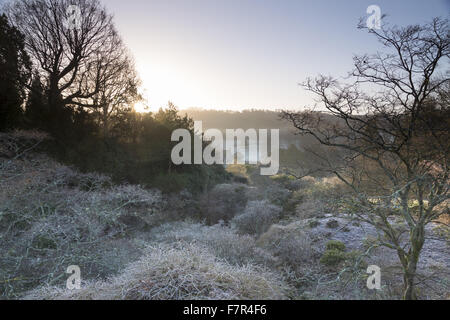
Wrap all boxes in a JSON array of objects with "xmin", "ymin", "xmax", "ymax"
[
  {"xmin": 6, "ymin": 0, "xmax": 133, "ymax": 131},
  {"xmin": 282, "ymin": 18, "xmax": 449, "ymax": 299},
  {"xmin": 90, "ymin": 52, "xmax": 141, "ymax": 137}
]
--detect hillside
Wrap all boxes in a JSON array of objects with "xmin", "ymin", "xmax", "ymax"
[
  {"xmin": 1, "ymin": 131, "xmax": 448, "ymax": 300},
  {"xmin": 183, "ymin": 109, "xmax": 308, "ymax": 149}
]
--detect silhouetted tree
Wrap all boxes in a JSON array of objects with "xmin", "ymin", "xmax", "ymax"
[
  {"xmin": 140, "ymin": 102, "xmax": 194, "ymax": 173},
  {"xmin": 25, "ymin": 75, "xmax": 47, "ymax": 129},
  {"xmin": 89, "ymin": 46, "xmax": 141, "ymax": 138},
  {"xmin": 282, "ymin": 18, "xmax": 449, "ymax": 300},
  {"xmin": 0, "ymin": 14, "xmax": 31, "ymax": 130},
  {"xmin": 6, "ymin": 0, "xmax": 125, "ymax": 135},
  {"xmin": 154, "ymin": 102, "xmax": 194, "ymax": 131}
]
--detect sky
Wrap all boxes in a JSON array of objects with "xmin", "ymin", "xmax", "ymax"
[
  {"xmin": 100, "ymin": 0, "xmax": 449, "ymax": 111},
  {"xmin": 6, "ymin": 0, "xmax": 450, "ymax": 111}
]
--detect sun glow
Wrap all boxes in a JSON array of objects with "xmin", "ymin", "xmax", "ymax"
[
  {"xmin": 133, "ymin": 101, "xmax": 150, "ymax": 113},
  {"xmin": 133, "ymin": 57, "xmax": 210, "ymax": 112}
]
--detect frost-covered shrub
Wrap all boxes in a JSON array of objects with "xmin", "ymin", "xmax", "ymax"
[
  {"xmin": 265, "ymin": 185, "xmax": 291, "ymax": 207},
  {"xmin": 291, "ymin": 176, "xmax": 317, "ymax": 190},
  {"xmin": 295, "ymin": 199, "xmax": 325, "ymax": 219},
  {"xmin": 0, "ymin": 130, "xmax": 48, "ymax": 160},
  {"xmin": 89, "ymin": 185, "xmax": 163, "ymax": 229},
  {"xmin": 257, "ymin": 221, "xmax": 312, "ymax": 268},
  {"xmin": 242, "ymin": 183, "xmax": 289, "ymax": 208},
  {"xmin": 199, "ymin": 183, "xmax": 248, "ymax": 224},
  {"xmin": 246, "ymin": 182, "xmax": 290, "ymax": 207},
  {"xmin": 270, "ymin": 175, "xmax": 316, "ymax": 192},
  {"xmin": 50, "ymin": 165, "xmax": 112, "ymax": 191},
  {"xmin": 269, "ymin": 174, "xmax": 296, "ymax": 189},
  {"xmin": 291, "ymin": 176, "xmax": 348, "ymax": 219},
  {"xmin": 303, "ymin": 176, "xmax": 348, "ymax": 201},
  {"xmin": 0, "ymin": 154, "xmax": 163, "ymax": 298},
  {"xmin": 97, "ymin": 185, "xmax": 161, "ymax": 208},
  {"xmin": 147, "ymin": 221, "xmax": 277, "ymax": 266},
  {"xmin": 232, "ymin": 200, "xmax": 282, "ymax": 235},
  {"xmin": 159, "ymin": 190, "xmax": 200, "ymax": 221},
  {"xmin": 25, "ymin": 243, "xmax": 291, "ymax": 300}
]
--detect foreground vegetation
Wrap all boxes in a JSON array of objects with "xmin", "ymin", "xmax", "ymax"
[{"xmin": 1, "ymin": 131, "xmax": 448, "ymax": 300}]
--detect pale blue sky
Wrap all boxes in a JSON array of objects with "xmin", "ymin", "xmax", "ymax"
[
  {"xmin": 3, "ymin": 0, "xmax": 449, "ymax": 110},
  {"xmin": 102, "ymin": 0, "xmax": 449, "ymax": 111}
]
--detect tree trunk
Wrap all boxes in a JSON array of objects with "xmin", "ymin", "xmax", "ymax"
[
  {"xmin": 46, "ymin": 77, "xmax": 65, "ymax": 134},
  {"xmin": 402, "ymin": 224, "xmax": 425, "ymax": 300},
  {"xmin": 102, "ymin": 107, "xmax": 109, "ymax": 138},
  {"xmin": 403, "ymin": 260, "xmax": 418, "ymax": 300}
]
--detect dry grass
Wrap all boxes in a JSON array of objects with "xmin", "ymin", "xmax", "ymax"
[
  {"xmin": 0, "ymin": 134, "xmax": 163, "ymax": 298},
  {"xmin": 147, "ymin": 221, "xmax": 278, "ymax": 266},
  {"xmin": 25, "ymin": 243, "xmax": 292, "ymax": 300},
  {"xmin": 257, "ymin": 221, "xmax": 313, "ymax": 269}
]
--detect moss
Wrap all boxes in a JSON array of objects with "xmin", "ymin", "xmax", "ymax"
[
  {"xmin": 270, "ymin": 174, "xmax": 295, "ymax": 186},
  {"xmin": 344, "ymin": 250, "xmax": 368, "ymax": 270},
  {"xmin": 325, "ymin": 240, "xmax": 346, "ymax": 252},
  {"xmin": 308, "ymin": 220, "xmax": 320, "ymax": 228},
  {"xmin": 326, "ymin": 219, "xmax": 339, "ymax": 229},
  {"xmin": 320, "ymin": 249, "xmax": 347, "ymax": 267},
  {"xmin": 32, "ymin": 235, "xmax": 57, "ymax": 250},
  {"xmin": 320, "ymin": 244, "xmax": 367, "ymax": 270}
]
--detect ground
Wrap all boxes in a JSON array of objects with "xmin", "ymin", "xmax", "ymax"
[{"xmin": 1, "ymin": 132, "xmax": 449, "ymax": 300}]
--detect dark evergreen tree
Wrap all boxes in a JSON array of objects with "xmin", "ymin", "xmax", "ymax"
[
  {"xmin": 25, "ymin": 75, "xmax": 47, "ymax": 129},
  {"xmin": 0, "ymin": 14, "xmax": 31, "ymax": 130}
]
